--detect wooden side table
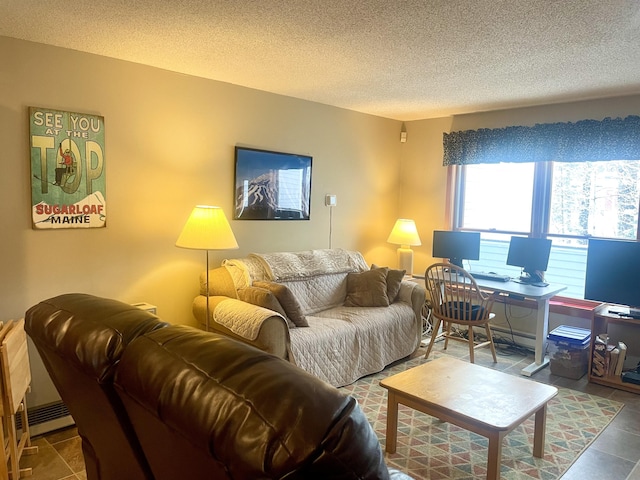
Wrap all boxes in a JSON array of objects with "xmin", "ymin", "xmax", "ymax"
[{"xmin": 380, "ymin": 357, "xmax": 557, "ymax": 480}]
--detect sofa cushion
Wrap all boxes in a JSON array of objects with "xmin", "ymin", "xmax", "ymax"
[
  {"xmin": 200, "ymin": 266, "xmax": 238, "ymax": 298},
  {"xmin": 344, "ymin": 268, "xmax": 390, "ymax": 307},
  {"xmin": 237, "ymin": 286, "xmax": 296, "ymax": 328},
  {"xmin": 280, "ymin": 273, "xmax": 349, "ymax": 315},
  {"xmin": 372, "ymin": 264, "xmax": 406, "ymax": 303},
  {"xmin": 114, "ymin": 326, "xmax": 393, "ymax": 479},
  {"xmin": 253, "ymin": 281, "xmax": 309, "ymax": 327}
]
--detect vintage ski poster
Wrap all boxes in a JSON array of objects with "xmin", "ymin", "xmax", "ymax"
[{"xmin": 29, "ymin": 107, "xmax": 106, "ymax": 229}]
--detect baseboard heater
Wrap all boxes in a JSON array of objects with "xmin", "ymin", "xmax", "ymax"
[
  {"xmin": 490, "ymin": 325, "xmax": 537, "ymax": 349},
  {"xmin": 17, "ymin": 400, "xmax": 75, "ymax": 436}
]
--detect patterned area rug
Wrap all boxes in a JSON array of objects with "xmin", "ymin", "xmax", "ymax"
[{"xmin": 340, "ymin": 356, "xmax": 623, "ymax": 480}]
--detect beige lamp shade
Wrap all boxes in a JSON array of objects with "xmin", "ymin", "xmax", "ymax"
[
  {"xmin": 387, "ymin": 219, "xmax": 421, "ymax": 247},
  {"xmin": 387, "ymin": 218, "xmax": 421, "ymax": 276},
  {"xmin": 176, "ymin": 205, "xmax": 239, "ymax": 250}
]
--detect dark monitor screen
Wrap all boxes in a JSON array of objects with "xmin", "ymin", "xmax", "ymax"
[
  {"xmin": 506, "ymin": 236, "xmax": 552, "ymax": 282},
  {"xmin": 585, "ymin": 238, "xmax": 640, "ymax": 312},
  {"xmin": 432, "ymin": 230, "xmax": 480, "ymax": 268}
]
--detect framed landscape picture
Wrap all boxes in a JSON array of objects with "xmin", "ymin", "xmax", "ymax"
[{"xmin": 234, "ymin": 147, "xmax": 312, "ymax": 220}]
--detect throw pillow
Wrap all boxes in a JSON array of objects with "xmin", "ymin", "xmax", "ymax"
[
  {"xmin": 371, "ymin": 264, "xmax": 406, "ymax": 303},
  {"xmin": 344, "ymin": 268, "xmax": 390, "ymax": 307},
  {"xmin": 237, "ymin": 286, "xmax": 296, "ymax": 328},
  {"xmin": 200, "ymin": 266, "xmax": 239, "ymax": 298},
  {"xmin": 253, "ymin": 281, "xmax": 309, "ymax": 327}
]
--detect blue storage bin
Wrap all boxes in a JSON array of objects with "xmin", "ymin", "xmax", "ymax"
[
  {"xmin": 548, "ymin": 325, "xmax": 591, "ymax": 346},
  {"xmin": 547, "ymin": 325, "xmax": 591, "ymax": 379}
]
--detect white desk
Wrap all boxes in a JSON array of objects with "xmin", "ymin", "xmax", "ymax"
[{"xmin": 473, "ymin": 279, "xmax": 566, "ymax": 376}]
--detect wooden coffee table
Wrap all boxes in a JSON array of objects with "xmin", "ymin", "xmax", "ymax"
[{"xmin": 380, "ymin": 357, "xmax": 558, "ymax": 480}]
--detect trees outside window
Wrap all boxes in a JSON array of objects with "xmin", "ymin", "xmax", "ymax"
[{"xmin": 550, "ymin": 160, "xmax": 640, "ymax": 240}]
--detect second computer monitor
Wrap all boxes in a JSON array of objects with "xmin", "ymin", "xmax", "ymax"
[
  {"xmin": 506, "ymin": 236, "xmax": 552, "ymax": 283},
  {"xmin": 432, "ymin": 230, "xmax": 481, "ymax": 268}
]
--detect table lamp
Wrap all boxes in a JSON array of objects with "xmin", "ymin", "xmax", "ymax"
[
  {"xmin": 387, "ymin": 218, "xmax": 421, "ymax": 276},
  {"xmin": 176, "ymin": 205, "xmax": 239, "ymax": 331}
]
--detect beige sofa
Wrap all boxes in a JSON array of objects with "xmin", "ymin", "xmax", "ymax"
[{"xmin": 193, "ymin": 249, "xmax": 425, "ymax": 387}]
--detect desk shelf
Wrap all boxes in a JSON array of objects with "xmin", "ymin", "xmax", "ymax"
[{"xmin": 589, "ymin": 304, "xmax": 640, "ymax": 394}]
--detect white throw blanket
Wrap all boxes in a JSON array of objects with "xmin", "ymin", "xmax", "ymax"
[
  {"xmin": 214, "ymin": 299, "xmax": 283, "ymax": 340},
  {"xmin": 249, "ymin": 249, "xmax": 368, "ymax": 282}
]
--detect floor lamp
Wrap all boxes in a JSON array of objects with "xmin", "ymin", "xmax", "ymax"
[
  {"xmin": 176, "ymin": 205, "xmax": 239, "ymax": 331},
  {"xmin": 387, "ymin": 218, "xmax": 421, "ymax": 277}
]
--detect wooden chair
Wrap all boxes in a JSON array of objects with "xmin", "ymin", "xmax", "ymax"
[
  {"xmin": 424, "ymin": 263, "xmax": 498, "ymax": 364},
  {"xmin": 0, "ymin": 319, "xmax": 38, "ymax": 479}
]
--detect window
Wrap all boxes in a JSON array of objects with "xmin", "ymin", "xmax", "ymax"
[
  {"xmin": 455, "ymin": 160, "xmax": 640, "ymax": 298},
  {"xmin": 549, "ymin": 161, "xmax": 640, "ymax": 239},
  {"xmin": 459, "ymin": 163, "xmax": 534, "ymax": 233}
]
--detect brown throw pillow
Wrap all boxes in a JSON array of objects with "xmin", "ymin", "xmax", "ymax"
[
  {"xmin": 253, "ymin": 281, "xmax": 309, "ymax": 327},
  {"xmin": 201, "ymin": 266, "xmax": 238, "ymax": 298},
  {"xmin": 372, "ymin": 264, "xmax": 406, "ymax": 303},
  {"xmin": 237, "ymin": 286, "xmax": 296, "ymax": 328},
  {"xmin": 344, "ymin": 268, "xmax": 390, "ymax": 307}
]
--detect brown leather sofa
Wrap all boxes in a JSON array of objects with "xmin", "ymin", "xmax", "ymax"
[
  {"xmin": 25, "ymin": 294, "xmax": 413, "ymax": 480},
  {"xmin": 25, "ymin": 293, "xmax": 168, "ymax": 480}
]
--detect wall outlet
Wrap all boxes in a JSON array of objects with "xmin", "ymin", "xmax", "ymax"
[{"xmin": 325, "ymin": 194, "xmax": 337, "ymax": 206}]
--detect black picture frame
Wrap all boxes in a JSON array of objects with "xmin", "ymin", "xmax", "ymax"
[{"xmin": 234, "ymin": 146, "xmax": 312, "ymax": 220}]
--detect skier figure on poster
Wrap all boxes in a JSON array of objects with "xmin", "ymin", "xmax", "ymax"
[{"xmin": 54, "ymin": 141, "xmax": 74, "ymax": 186}]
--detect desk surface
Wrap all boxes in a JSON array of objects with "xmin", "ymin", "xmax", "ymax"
[
  {"xmin": 474, "ymin": 278, "xmax": 566, "ymax": 300},
  {"xmin": 412, "ymin": 275, "xmax": 566, "ymax": 300}
]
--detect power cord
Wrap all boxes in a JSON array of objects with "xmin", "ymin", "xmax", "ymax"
[
  {"xmin": 450, "ymin": 307, "xmax": 535, "ymax": 358},
  {"xmin": 422, "ymin": 299, "xmax": 535, "ymax": 358}
]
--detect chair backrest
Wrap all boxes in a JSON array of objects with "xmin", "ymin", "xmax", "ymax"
[
  {"xmin": 114, "ymin": 325, "xmax": 394, "ymax": 480},
  {"xmin": 24, "ymin": 293, "xmax": 169, "ymax": 480},
  {"xmin": 425, "ymin": 263, "xmax": 495, "ymax": 323}
]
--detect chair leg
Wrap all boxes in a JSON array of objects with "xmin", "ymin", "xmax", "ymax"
[
  {"xmin": 424, "ymin": 318, "xmax": 442, "ymax": 360},
  {"xmin": 468, "ymin": 325, "xmax": 475, "ymax": 363},
  {"xmin": 443, "ymin": 322, "xmax": 452, "ymax": 351},
  {"xmin": 485, "ymin": 325, "xmax": 498, "ymax": 362},
  {"xmin": 0, "ymin": 415, "xmax": 9, "ymax": 480},
  {"xmin": 6, "ymin": 413, "xmax": 19, "ymax": 480}
]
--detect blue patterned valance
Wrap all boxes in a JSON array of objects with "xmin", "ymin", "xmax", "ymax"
[{"xmin": 443, "ymin": 115, "xmax": 640, "ymax": 166}]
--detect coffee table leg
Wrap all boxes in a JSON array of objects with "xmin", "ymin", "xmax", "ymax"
[
  {"xmin": 385, "ymin": 392, "xmax": 398, "ymax": 454},
  {"xmin": 533, "ymin": 403, "xmax": 548, "ymax": 458},
  {"xmin": 486, "ymin": 432, "xmax": 503, "ymax": 480}
]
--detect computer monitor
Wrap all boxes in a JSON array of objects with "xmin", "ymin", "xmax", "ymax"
[
  {"xmin": 506, "ymin": 236, "xmax": 552, "ymax": 283},
  {"xmin": 585, "ymin": 238, "xmax": 640, "ymax": 318},
  {"xmin": 432, "ymin": 230, "xmax": 481, "ymax": 268}
]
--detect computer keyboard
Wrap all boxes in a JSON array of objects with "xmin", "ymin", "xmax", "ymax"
[{"xmin": 469, "ymin": 271, "xmax": 510, "ymax": 282}]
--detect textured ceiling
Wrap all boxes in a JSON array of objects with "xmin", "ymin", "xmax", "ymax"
[{"xmin": 2, "ymin": 0, "xmax": 640, "ymax": 120}]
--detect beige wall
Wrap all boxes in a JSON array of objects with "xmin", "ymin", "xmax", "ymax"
[
  {"xmin": 1, "ymin": 36, "xmax": 403, "ymax": 326},
  {"xmin": 5, "ymin": 34, "xmax": 640, "ymax": 329}
]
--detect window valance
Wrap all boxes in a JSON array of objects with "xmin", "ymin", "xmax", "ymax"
[{"xmin": 442, "ymin": 115, "xmax": 640, "ymax": 166}]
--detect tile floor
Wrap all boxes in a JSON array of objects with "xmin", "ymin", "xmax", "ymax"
[
  {"xmin": 20, "ymin": 425, "xmax": 86, "ymax": 480},
  {"xmin": 20, "ymin": 340, "xmax": 640, "ymax": 480}
]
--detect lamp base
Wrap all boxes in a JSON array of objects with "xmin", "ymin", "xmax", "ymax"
[{"xmin": 397, "ymin": 247, "xmax": 414, "ymax": 277}]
